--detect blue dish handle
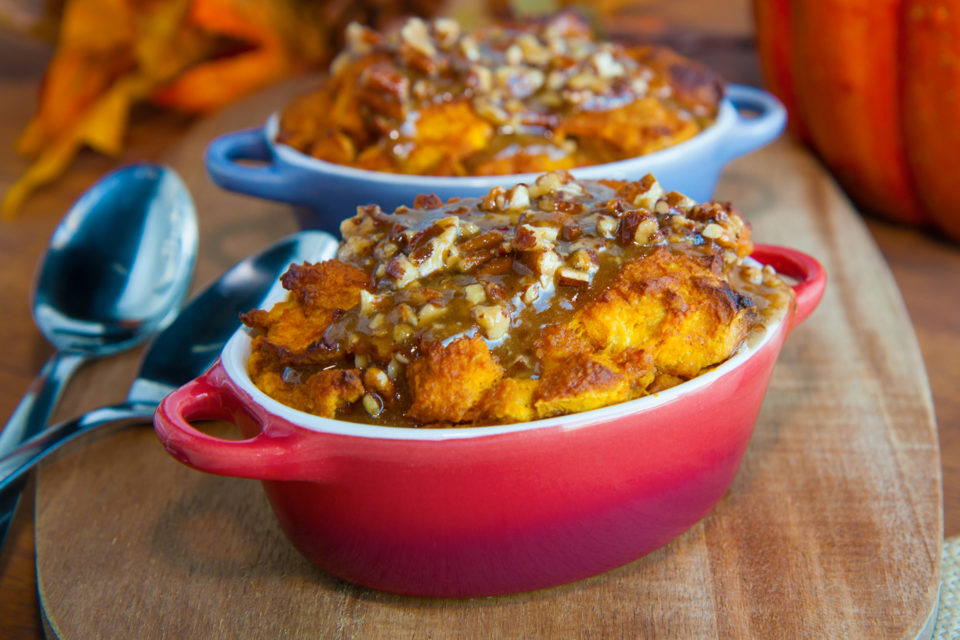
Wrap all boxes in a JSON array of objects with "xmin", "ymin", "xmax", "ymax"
[
  {"xmin": 205, "ymin": 128, "xmax": 297, "ymax": 203},
  {"xmin": 718, "ymin": 83, "xmax": 787, "ymax": 162}
]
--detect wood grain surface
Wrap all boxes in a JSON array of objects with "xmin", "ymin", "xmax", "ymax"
[
  {"xmin": 15, "ymin": 78, "xmax": 939, "ymax": 639},
  {"xmin": 0, "ymin": 1, "xmax": 958, "ymax": 637}
]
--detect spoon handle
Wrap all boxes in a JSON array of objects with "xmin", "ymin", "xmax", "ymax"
[
  {"xmin": 0, "ymin": 398, "xmax": 152, "ymax": 550},
  {"xmin": 0, "ymin": 352, "xmax": 87, "ymax": 549},
  {"xmin": 0, "ymin": 351, "xmax": 88, "ymax": 456},
  {"xmin": 0, "ymin": 398, "xmax": 149, "ymax": 549},
  {"xmin": 0, "ymin": 485, "xmax": 20, "ymax": 549},
  {"xmin": 0, "ymin": 401, "xmax": 156, "ymax": 495}
]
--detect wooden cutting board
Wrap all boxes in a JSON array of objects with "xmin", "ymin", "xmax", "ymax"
[{"xmin": 32, "ymin": 80, "xmax": 942, "ymax": 639}]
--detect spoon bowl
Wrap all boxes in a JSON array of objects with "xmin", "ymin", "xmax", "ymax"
[{"xmin": 33, "ymin": 164, "xmax": 197, "ymax": 354}]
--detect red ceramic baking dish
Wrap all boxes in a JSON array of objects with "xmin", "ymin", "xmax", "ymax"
[{"xmin": 154, "ymin": 244, "xmax": 825, "ymax": 597}]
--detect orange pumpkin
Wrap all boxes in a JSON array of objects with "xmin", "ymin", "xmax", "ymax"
[{"xmin": 753, "ymin": 0, "xmax": 960, "ymax": 240}]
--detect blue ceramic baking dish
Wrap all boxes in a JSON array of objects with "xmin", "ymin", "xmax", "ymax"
[{"xmin": 205, "ymin": 83, "xmax": 785, "ymax": 235}]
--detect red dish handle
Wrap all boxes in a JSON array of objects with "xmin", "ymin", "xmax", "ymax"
[
  {"xmin": 750, "ymin": 243, "xmax": 827, "ymax": 332},
  {"xmin": 154, "ymin": 361, "xmax": 322, "ymax": 481}
]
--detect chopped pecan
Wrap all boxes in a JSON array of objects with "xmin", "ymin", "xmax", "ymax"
[
  {"xmin": 616, "ymin": 213, "xmax": 659, "ymax": 246},
  {"xmin": 420, "ymin": 288, "xmax": 443, "ymax": 302},
  {"xmin": 413, "ymin": 193, "xmax": 445, "ymax": 209},
  {"xmin": 557, "ymin": 266, "xmax": 591, "ymax": 287},
  {"xmin": 617, "ymin": 211, "xmax": 643, "ymax": 246},
  {"xmin": 401, "ymin": 45, "xmax": 439, "ymax": 76},
  {"xmin": 385, "ymin": 254, "xmax": 418, "ymax": 287},
  {"xmin": 701, "ymin": 223, "xmax": 724, "ymax": 239},
  {"xmin": 356, "ymin": 65, "xmax": 410, "ymax": 120},
  {"xmin": 344, "ymin": 22, "xmax": 381, "ymax": 55},
  {"xmin": 596, "ymin": 215, "xmax": 618, "ymax": 237},
  {"xmin": 634, "ymin": 218, "xmax": 659, "ymax": 245},
  {"xmin": 522, "ymin": 282, "xmax": 540, "ymax": 304},
  {"xmin": 475, "ymin": 255, "xmax": 515, "ymax": 275},
  {"xmin": 505, "ymin": 184, "xmax": 530, "ymax": 210},
  {"xmin": 666, "ymin": 191, "xmax": 697, "ymax": 211},
  {"xmin": 364, "ymin": 367, "xmax": 396, "ymax": 397},
  {"xmin": 514, "ymin": 224, "xmax": 559, "ymax": 251},
  {"xmin": 568, "ymin": 249, "xmax": 597, "ymax": 271},
  {"xmin": 560, "ymin": 224, "xmax": 582, "ymax": 241},
  {"xmin": 483, "ymin": 281, "xmax": 507, "ymax": 302},
  {"xmin": 527, "ymin": 171, "xmax": 564, "ymax": 198},
  {"xmin": 464, "ymin": 283, "xmax": 486, "ymax": 305},
  {"xmin": 432, "ymin": 18, "xmax": 460, "ymax": 49},
  {"xmin": 362, "ymin": 393, "xmax": 384, "ymax": 417},
  {"xmin": 553, "ymin": 199, "xmax": 583, "ymax": 214},
  {"xmin": 518, "ymin": 249, "xmax": 561, "ymax": 284},
  {"xmin": 459, "ymin": 230, "xmax": 503, "ymax": 252},
  {"xmin": 418, "ymin": 303, "xmax": 446, "ymax": 324},
  {"xmin": 410, "ymin": 243, "xmax": 434, "ymax": 265},
  {"xmin": 400, "ymin": 17, "xmax": 437, "ymax": 58},
  {"xmin": 459, "ymin": 248, "xmax": 497, "ymax": 272},
  {"xmin": 473, "ymin": 305, "xmax": 510, "ymax": 340}
]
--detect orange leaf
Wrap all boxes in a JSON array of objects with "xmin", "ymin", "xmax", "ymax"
[
  {"xmin": 132, "ymin": 0, "xmax": 212, "ymax": 82},
  {"xmin": 59, "ymin": 0, "xmax": 135, "ymax": 51},
  {"xmin": 5, "ymin": 75, "xmax": 142, "ymax": 218},
  {"xmin": 80, "ymin": 78, "xmax": 137, "ymax": 155},
  {"xmin": 2, "ymin": 135, "xmax": 84, "ymax": 219},
  {"xmin": 188, "ymin": 0, "xmax": 279, "ymax": 45},
  {"xmin": 17, "ymin": 48, "xmax": 133, "ymax": 157},
  {"xmin": 150, "ymin": 47, "xmax": 296, "ymax": 113},
  {"xmin": 17, "ymin": 0, "xmax": 138, "ymax": 157}
]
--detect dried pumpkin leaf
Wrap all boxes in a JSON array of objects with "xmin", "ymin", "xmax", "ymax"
[
  {"xmin": 150, "ymin": 48, "xmax": 295, "ymax": 113},
  {"xmin": 17, "ymin": 48, "xmax": 133, "ymax": 157},
  {"xmin": 3, "ymin": 73, "xmax": 151, "ymax": 218},
  {"xmin": 6, "ymin": 0, "xmax": 448, "ymax": 217},
  {"xmin": 2, "ymin": 135, "xmax": 83, "ymax": 219},
  {"xmin": 132, "ymin": 0, "xmax": 212, "ymax": 82},
  {"xmin": 60, "ymin": 0, "xmax": 135, "ymax": 51},
  {"xmin": 189, "ymin": 0, "xmax": 281, "ymax": 45}
]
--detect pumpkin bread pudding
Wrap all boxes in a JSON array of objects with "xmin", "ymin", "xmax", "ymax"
[
  {"xmin": 241, "ymin": 172, "xmax": 793, "ymax": 427},
  {"xmin": 277, "ymin": 13, "xmax": 723, "ymax": 175}
]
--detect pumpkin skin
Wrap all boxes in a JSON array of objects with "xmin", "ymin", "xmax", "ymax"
[
  {"xmin": 903, "ymin": 1, "xmax": 960, "ymax": 240},
  {"xmin": 752, "ymin": 0, "xmax": 807, "ymax": 141},
  {"xmin": 753, "ymin": 0, "xmax": 960, "ymax": 239}
]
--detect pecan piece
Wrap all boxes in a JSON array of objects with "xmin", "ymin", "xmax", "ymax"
[
  {"xmin": 475, "ymin": 255, "xmax": 514, "ymax": 275},
  {"xmin": 483, "ymin": 281, "xmax": 507, "ymax": 301},
  {"xmin": 560, "ymin": 224, "xmax": 582, "ymax": 241},
  {"xmin": 617, "ymin": 211, "xmax": 643, "ymax": 246},
  {"xmin": 557, "ymin": 266, "xmax": 591, "ymax": 287},
  {"xmin": 413, "ymin": 193, "xmax": 445, "ymax": 209},
  {"xmin": 459, "ymin": 248, "xmax": 498, "ymax": 272},
  {"xmin": 459, "ymin": 230, "xmax": 504, "ymax": 252},
  {"xmin": 514, "ymin": 224, "xmax": 559, "ymax": 251},
  {"xmin": 356, "ymin": 64, "xmax": 409, "ymax": 120}
]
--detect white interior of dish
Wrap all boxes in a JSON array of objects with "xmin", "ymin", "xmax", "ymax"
[
  {"xmin": 221, "ymin": 256, "xmax": 784, "ymax": 441},
  {"xmin": 264, "ymin": 97, "xmax": 737, "ymax": 186}
]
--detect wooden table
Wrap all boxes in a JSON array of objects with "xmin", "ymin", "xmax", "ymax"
[{"xmin": 1, "ymin": 2, "xmax": 958, "ymax": 637}]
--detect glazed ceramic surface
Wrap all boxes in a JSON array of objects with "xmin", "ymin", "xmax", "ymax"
[
  {"xmin": 205, "ymin": 84, "xmax": 786, "ymax": 235},
  {"xmin": 154, "ymin": 244, "xmax": 824, "ymax": 597}
]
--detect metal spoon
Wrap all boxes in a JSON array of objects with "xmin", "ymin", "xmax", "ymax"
[
  {"xmin": 2, "ymin": 164, "xmax": 198, "ymax": 452},
  {"xmin": 0, "ymin": 164, "xmax": 198, "ymax": 543},
  {"xmin": 0, "ymin": 231, "xmax": 337, "ymax": 515}
]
